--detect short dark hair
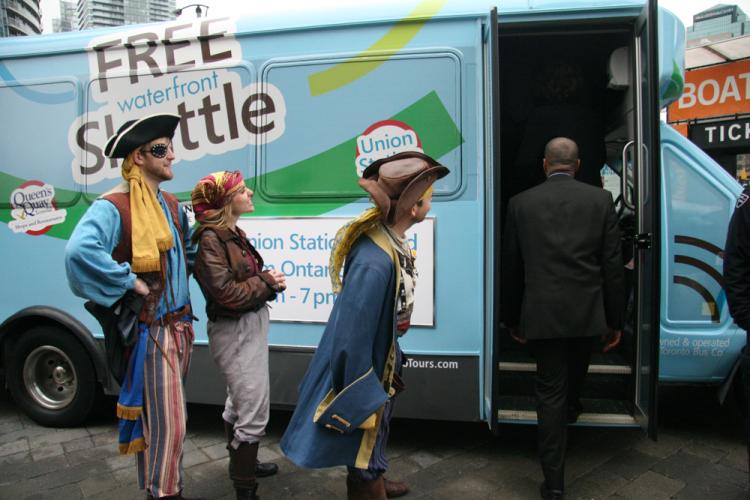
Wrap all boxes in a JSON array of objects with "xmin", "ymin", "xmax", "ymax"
[{"xmin": 544, "ymin": 137, "xmax": 579, "ymax": 167}]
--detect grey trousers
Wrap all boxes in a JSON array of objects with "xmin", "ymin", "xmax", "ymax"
[{"xmin": 208, "ymin": 306, "xmax": 270, "ymax": 449}]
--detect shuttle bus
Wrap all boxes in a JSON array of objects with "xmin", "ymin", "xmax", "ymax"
[{"xmin": 0, "ymin": 0, "xmax": 741, "ymax": 440}]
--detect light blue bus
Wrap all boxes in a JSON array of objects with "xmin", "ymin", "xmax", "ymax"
[{"xmin": 0, "ymin": 0, "xmax": 740, "ymax": 440}]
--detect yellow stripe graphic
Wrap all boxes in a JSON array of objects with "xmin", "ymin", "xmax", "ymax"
[{"xmin": 308, "ymin": 0, "xmax": 447, "ymax": 96}]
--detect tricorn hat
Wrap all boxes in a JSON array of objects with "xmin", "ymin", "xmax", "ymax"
[
  {"xmin": 104, "ymin": 113, "xmax": 181, "ymax": 159},
  {"xmin": 358, "ymin": 151, "xmax": 449, "ymax": 224}
]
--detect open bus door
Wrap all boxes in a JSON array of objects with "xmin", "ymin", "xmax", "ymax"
[
  {"xmin": 627, "ymin": 0, "xmax": 661, "ymax": 439},
  {"xmin": 484, "ymin": 6, "xmax": 500, "ymax": 434}
]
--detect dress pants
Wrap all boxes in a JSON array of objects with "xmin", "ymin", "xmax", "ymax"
[{"xmin": 527, "ymin": 336, "xmax": 596, "ymax": 490}]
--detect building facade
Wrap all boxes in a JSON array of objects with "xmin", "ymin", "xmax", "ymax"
[
  {"xmin": 52, "ymin": 0, "xmax": 76, "ymax": 32},
  {"xmin": 687, "ymin": 4, "xmax": 749, "ymax": 47},
  {"xmin": 76, "ymin": 0, "xmax": 175, "ymax": 30},
  {"xmin": 0, "ymin": 0, "xmax": 43, "ymax": 36}
]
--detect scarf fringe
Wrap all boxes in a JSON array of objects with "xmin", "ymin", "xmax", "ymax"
[
  {"xmin": 116, "ymin": 403, "xmax": 143, "ymax": 420},
  {"xmin": 119, "ymin": 437, "xmax": 146, "ymax": 455},
  {"xmin": 156, "ymin": 237, "xmax": 173, "ymax": 252},
  {"xmin": 131, "ymin": 257, "xmax": 162, "ymax": 273}
]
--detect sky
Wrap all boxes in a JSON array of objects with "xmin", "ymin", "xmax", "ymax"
[{"xmin": 36, "ymin": 0, "xmax": 750, "ymax": 35}]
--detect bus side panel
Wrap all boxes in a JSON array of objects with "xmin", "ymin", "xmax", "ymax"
[
  {"xmin": 1, "ymin": 16, "xmax": 487, "ymax": 421},
  {"xmin": 660, "ymin": 123, "xmax": 743, "ymax": 382},
  {"xmin": 0, "ymin": 58, "xmax": 104, "ymax": 344}
]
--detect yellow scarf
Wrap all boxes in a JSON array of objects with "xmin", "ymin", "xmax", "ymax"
[
  {"xmin": 122, "ymin": 155, "xmax": 174, "ymax": 272},
  {"xmin": 329, "ymin": 207, "xmax": 382, "ymax": 293}
]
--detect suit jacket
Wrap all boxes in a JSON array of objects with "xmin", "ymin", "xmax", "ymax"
[
  {"xmin": 280, "ymin": 228, "xmax": 399, "ymax": 469},
  {"xmin": 502, "ymin": 174, "xmax": 625, "ymax": 340}
]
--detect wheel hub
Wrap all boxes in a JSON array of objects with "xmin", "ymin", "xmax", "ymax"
[
  {"xmin": 52, "ymin": 365, "xmax": 70, "ymax": 385},
  {"xmin": 23, "ymin": 345, "xmax": 77, "ymax": 410}
]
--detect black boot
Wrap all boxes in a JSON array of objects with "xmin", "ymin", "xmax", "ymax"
[
  {"xmin": 229, "ymin": 441, "xmax": 260, "ymax": 500},
  {"xmin": 255, "ymin": 461, "xmax": 279, "ymax": 478},
  {"xmin": 235, "ymin": 483, "xmax": 259, "ymax": 500},
  {"xmin": 224, "ymin": 419, "xmax": 279, "ymax": 478}
]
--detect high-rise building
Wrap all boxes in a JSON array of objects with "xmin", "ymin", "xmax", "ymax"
[
  {"xmin": 76, "ymin": 0, "xmax": 176, "ymax": 30},
  {"xmin": 52, "ymin": 0, "xmax": 76, "ymax": 32},
  {"xmin": 0, "ymin": 0, "xmax": 43, "ymax": 37},
  {"xmin": 687, "ymin": 4, "xmax": 750, "ymax": 47}
]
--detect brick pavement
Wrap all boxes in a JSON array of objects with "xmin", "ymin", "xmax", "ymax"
[{"xmin": 1, "ymin": 385, "xmax": 749, "ymax": 499}]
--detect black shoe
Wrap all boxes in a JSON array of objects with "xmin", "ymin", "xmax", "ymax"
[
  {"xmin": 255, "ymin": 460, "xmax": 279, "ymax": 478},
  {"xmin": 540, "ymin": 482, "xmax": 564, "ymax": 500}
]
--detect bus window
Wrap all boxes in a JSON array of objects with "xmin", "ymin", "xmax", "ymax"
[
  {"xmin": 259, "ymin": 52, "xmax": 463, "ymax": 201},
  {"xmin": 0, "ymin": 81, "xmax": 80, "ymax": 211}
]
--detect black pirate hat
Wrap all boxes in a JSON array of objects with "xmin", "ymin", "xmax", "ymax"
[{"xmin": 104, "ymin": 113, "xmax": 181, "ymax": 159}]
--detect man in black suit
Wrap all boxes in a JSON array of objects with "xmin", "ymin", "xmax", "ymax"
[{"xmin": 502, "ymin": 137, "xmax": 625, "ymax": 500}]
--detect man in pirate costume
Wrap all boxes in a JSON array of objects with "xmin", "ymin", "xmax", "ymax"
[
  {"xmin": 65, "ymin": 114, "xmax": 203, "ymax": 500},
  {"xmin": 280, "ymin": 151, "xmax": 448, "ymax": 499}
]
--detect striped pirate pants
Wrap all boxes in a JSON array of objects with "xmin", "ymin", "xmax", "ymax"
[{"xmin": 136, "ymin": 320, "xmax": 194, "ymax": 498}]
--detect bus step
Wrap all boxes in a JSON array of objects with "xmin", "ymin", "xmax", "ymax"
[
  {"xmin": 497, "ymin": 396, "xmax": 636, "ymax": 426},
  {"xmin": 498, "ymin": 361, "xmax": 632, "ymax": 375}
]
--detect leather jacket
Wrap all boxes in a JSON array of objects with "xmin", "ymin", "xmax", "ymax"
[{"xmin": 194, "ymin": 226, "xmax": 278, "ymax": 321}]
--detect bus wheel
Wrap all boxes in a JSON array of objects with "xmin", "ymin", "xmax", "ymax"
[{"xmin": 6, "ymin": 326, "xmax": 96, "ymax": 427}]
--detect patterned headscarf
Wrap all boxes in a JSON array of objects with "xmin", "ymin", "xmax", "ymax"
[{"xmin": 191, "ymin": 170, "xmax": 245, "ymax": 223}]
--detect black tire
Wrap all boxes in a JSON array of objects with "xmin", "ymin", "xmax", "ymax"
[{"xmin": 6, "ymin": 326, "xmax": 96, "ymax": 427}]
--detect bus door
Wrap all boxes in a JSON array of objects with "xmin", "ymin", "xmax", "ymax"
[
  {"xmin": 625, "ymin": 0, "xmax": 661, "ymax": 438},
  {"xmin": 484, "ymin": 7, "xmax": 500, "ymax": 433}
]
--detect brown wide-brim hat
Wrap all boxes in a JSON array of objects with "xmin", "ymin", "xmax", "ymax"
[
  {"xmin": 104, "ymin": 113, "xmax": 181, "ymax": 159},
  {"xmin": 358, "ymin": 151, "xmax": 449, "ymax": 224}
]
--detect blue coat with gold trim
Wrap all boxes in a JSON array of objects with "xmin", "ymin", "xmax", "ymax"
[{"xmin": 280, "ymin": 229, "xmax": 398, "ymax": 469}]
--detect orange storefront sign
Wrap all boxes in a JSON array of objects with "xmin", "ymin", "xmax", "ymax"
[
  {"xmin": 671, "ymin": 122, "xmax": 688, "ymax": 137},
  {"xmin": 667, "ymin": 59, "xmax": 750, "ymax": 122}
]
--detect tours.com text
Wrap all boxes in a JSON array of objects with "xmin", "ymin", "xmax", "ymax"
[{"xmin": 404, "ymin": 359, "xmax": 459, "ymax": 369}]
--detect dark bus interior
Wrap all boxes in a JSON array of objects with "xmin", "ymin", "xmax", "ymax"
[{"xmin": 496, "ymin": 21, "xmax": 641, "ymax": 425}]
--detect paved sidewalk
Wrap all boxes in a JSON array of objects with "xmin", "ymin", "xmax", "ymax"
[{"xmin": 1, "ymin": 385, "xmax": 749, "ymax": 499}]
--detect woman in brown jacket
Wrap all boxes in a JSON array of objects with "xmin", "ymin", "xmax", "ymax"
[{"xmin": 191, "ymin": 171, "xmax": 286, "ymax": 500}]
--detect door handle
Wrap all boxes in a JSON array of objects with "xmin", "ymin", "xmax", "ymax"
[{"xmin": 621, "ymin": 140, "xmax": 636, "ymax": 211}]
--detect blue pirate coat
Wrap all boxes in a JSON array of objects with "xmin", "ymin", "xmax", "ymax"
[{"xmin": 281, "ymin": 228, "xmax": 400, "ymax": 469}]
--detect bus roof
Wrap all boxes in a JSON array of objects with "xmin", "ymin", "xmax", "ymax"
[{"xmin": 0, "ymin": 0, "xmax": 648, "ymax": 58}]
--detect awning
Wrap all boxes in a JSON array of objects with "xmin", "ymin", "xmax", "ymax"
[{"xmin": 686, "ymin": 34, "xmax": 750, "ymax": 69}]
